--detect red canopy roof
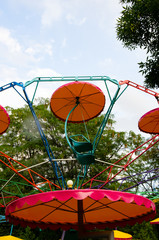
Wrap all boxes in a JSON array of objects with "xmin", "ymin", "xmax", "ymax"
[{"xmin": 6, "ymin": 189, "xmax": 155, "ymax": 231}]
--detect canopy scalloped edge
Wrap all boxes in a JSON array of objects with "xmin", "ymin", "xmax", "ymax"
[{"xmin": 6, "ymin": 189, "xmax": 156, "ymax": 231}]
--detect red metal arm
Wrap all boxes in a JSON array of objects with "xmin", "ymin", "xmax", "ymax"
[
  {"xmin": 82, "ymin": 134, "xmax": 159, "ymax": 189},
  {"xmin": 119, "ymin": 80, "xmax": 159, "ymax": 103}
]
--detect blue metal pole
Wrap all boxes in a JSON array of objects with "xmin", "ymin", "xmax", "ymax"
[{"xmin": 22, "ymin": 87, "xmax": 67, "ymax": 189}]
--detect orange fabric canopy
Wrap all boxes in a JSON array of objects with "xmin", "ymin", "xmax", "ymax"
[
  {"xmin": 138, "ymin": 108, "xmax": 159, "ymax": 134},
  {"xmin": 50, "ymin": 82, "xmax": 105, "ymax": 123},
  {"xmin": 0, "ymin": 105, "xmax": 10, "ymax": 134},
  {"xmin": 6, "ymin": 189, "xmax": 155, "ymax": 231}
]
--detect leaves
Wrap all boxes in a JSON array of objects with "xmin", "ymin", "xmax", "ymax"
[
  {"xmin": 0, "ymin": 98, "xmax": 158, "ymax": 238},
  {"xmin": 116, "ymin": 0, "xmax": 159, "ymax": 88}
]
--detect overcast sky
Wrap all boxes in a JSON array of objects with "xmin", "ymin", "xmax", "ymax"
[{"xmin": 0, "ymin": 0, "xmax": 158, "ymax": 137}]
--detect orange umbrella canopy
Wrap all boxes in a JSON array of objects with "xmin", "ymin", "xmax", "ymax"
[
  {"xmin": 150, "ymin": 217, "xmax": 159, "ymax": 224},
  {"xmin": 138, "ymin": 108, "xmax": 159, "ymax": 134},
  {"xmin": 114, "ymin": 230, "xmax": 132, "ymax": 240},
  {"xmin": 50, "ymin": 82, "xmax": 105, "ymax": 123},
  {"xmin": 0, "ymin": 105, "xmax": 10, "ymax": 135},
  {"xmin": 6, "ymin": 189, "xmax": 155, "ymax": 231}
]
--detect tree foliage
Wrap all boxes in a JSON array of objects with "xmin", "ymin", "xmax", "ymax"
[
  {"xmin": 1, "ymin": 98, "xmax": 158, "ymax": 192},
  {"xmin": 0, "ymin": 98, "xmax": 158, "ymax": 239},
  {"xmin": 0, "ymin": 98, "xmax": 147, "ymax": 189},
  {"xmin": 116, "ymin": 0, "xmax": 159, "ymax": 89},
  {"xmin": 119, "ymin": 221, "xmax": 158, "ymax": 240}
]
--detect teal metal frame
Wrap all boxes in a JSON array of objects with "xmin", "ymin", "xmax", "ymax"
[
  {"xmin": 0, "ymin": 76, "xmax": 128, "ymax": 189},
  {"xmin": 64, "ymin": 79, "xmax": 123, "ymax": 158},
  {"xmin": 65, "ymin": 104, "xmax": 95, "ymax": 166}
]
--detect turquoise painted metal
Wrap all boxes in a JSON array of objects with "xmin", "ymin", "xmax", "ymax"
[
  {"xmin": 63, "ymin": 78, "xmax": 123, "ymax": 166},
  {"xmin": 0, "ymin": 76, "xmax": 128, "ymax": 189}
]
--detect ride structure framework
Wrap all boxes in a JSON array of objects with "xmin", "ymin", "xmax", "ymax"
[
  {"xmin": 0, "ymin": 76, "xmax": 158, "ymax": 191},
  {"xmin": 0, "ymin": 76, "xmax": 125, "ymax": 189},
  {"xmin": 0, "ymin": 76, "xmax": 159, "ymax": 239}
]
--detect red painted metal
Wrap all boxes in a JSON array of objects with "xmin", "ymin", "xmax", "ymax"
[
  {"xmin": 0, "ymin": 196, "xmax": 19, "ymax": 207},
  {"xmin": 82, "ymin": 134, "xmax": 159, "ymax": 189},
  {"xmin": 119, "ymin": 80, "xmax": 159, "ymax": 102},
  {"xmin": 0, "ymin": 151, "xmax": 61, "ymax": 194}
]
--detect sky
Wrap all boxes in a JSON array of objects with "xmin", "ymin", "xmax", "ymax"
[{"xmin": 0, "ymin": 0, "xmax": 158, "ymax": 137}]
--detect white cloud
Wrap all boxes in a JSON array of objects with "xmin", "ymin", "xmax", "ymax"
[
  {"xmin": 0, "ymin": 27, "xmax": 36, "ymax": 66},
  {"xmin": 41, "ymin": 0, "xmax": 63, "ymax": 27},
  {"xmin": 78, "ymin": 17, "xmax": 87, "ymax": 26},
  {"xmin": 0, "ymin": 9, "xmax": 3, "ymax": 17},
  {"xmin": 91, "ymin": 0, "xmax": 122, "ymax": 35},
  {"xmin": 63, "ymin": 58, "xmax": 68, "ymax": 63},
  {"xmin": 26, "ymin": 68, "xmax": 61, "ymax": 79},
  {"xmin": 7, "ymin": 0, "xmax": 63, "ymax": 27},
  {"xmin": 6, "ymin": 0, "xmax": 64, "ymax": 27},
  {"xmin": 0, "ymin": 64, "xmax": 21, "ymax": 84},
  {"xmin": 61, "ymin": 38, "xmax": 67, "ymax": 48},
  {"xmin": 0, "ymin": 27, "xmax": 21, "ymax": 53},
  {"xmin": 25, "ymin": 47, "xmax": 35, "ymax": 55},
  {"xmin": 0, "ymin": 26, "xmax": 55, "ymax": 73},
  {"xmin": 66, "ymin": 14, "xmax": 86, "ymax": 26},
  {"xmin": 99, "ymin": 58, "xmax": 113, "ymax": 68},
  {"xmin": 25, "ymin": 43, "xmax": 54, "ymax": 57},
  {"xmin": 39, "ymin": 0, "xmax": 88, "ymax": 27}
]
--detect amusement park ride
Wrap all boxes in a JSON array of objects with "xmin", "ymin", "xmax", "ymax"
[{"xmin": 0, "ymin": 76, "xmax": 159, "ymax": 239}]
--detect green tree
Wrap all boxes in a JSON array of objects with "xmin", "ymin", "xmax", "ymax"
[
  {"xmin": 0, "ymin": 98, "xmax": 159, "ymax": 239},
  {"xmin": 116, "ymin": 0, "xmax": 159, "ymax": 89},
  {"xmin": 119, "ymin": 221, "xmax": 158, "ymax": 240},
  {"xmin": 0, "ymin": 98, "xmax": 149, "ymax": 191}
]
